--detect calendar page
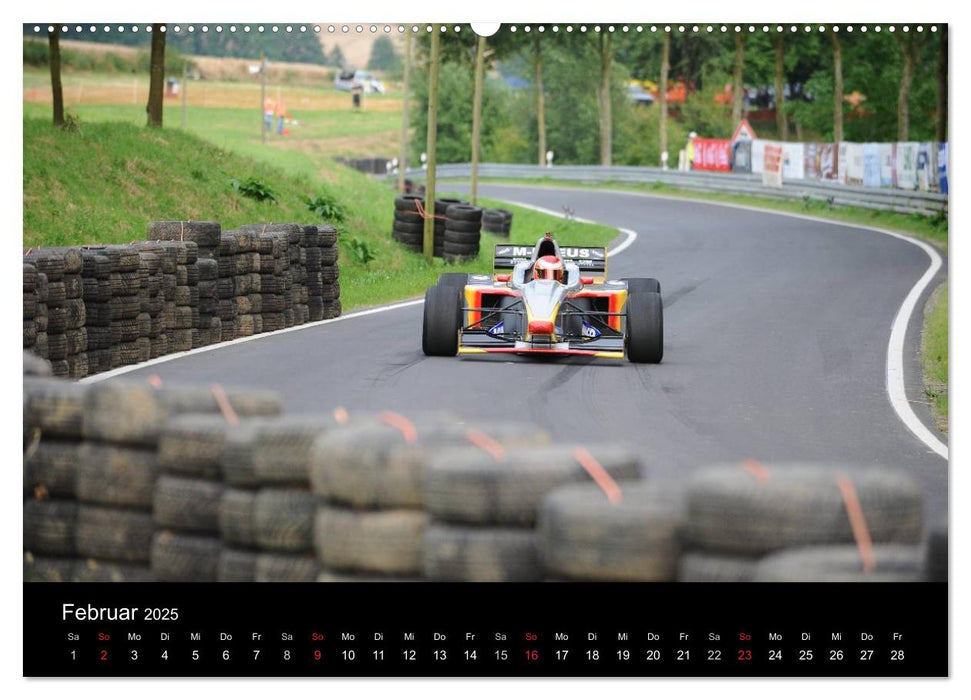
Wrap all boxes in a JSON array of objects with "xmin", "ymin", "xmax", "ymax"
[{"xmin": 21, "ymin": 11, "xmax": 950, "ymax": 680}]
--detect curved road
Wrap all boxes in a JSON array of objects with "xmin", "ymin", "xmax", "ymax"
[{"xmin": 101, "ymin": 184, "xmax": 949, "ymax": 517}]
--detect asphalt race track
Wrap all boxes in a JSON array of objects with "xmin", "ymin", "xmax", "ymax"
[{"xmin": 103, "ymin": 184, "xmax": 949, "ymax": 519}]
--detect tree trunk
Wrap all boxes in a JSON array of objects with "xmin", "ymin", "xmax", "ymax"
[
  {"xmin": 470, "ymin": 35, "xmax": 486, "ymax": 204},
  {"xmin": 423, "ymin": 25, "xmax": 442, "ymax": 262},
  {"xmin": 831, "ymin": 32, "xmax": 843, "ymax": 143},
  {"xmin": 659, "ymin": 32, "xmax": 669, "ymax": 167},
  {"xmin": 146, "ymin": 24, "xmax": 166, "ymax": 128},
  {"xmin": 535, "ymin": 37, "xmax": 546, "ymax": 166},
  {"xmin": 896, "ymin": 36, "xmax": 916, "ymax": 141},
  {"xmin": 936, "ymin": 25, "xmax": 947, "ymax": 142},
  {"xmin": 599, "ymin": 32, "xmax": 613, "ymax": 166},
  {"xmin": 48, "ymin": 26, "xmax": 64, "ymax": 127},
  {"xmin": 773, "ymin": 35, "xmax": 788, "ymax": 141},
  {"xmin": 731, "ymin": 33, "xmax": 745, "ymax": 127},
  {"xmin": 397, "ymin": 30, "xmax": 411, "ymax": 193}
]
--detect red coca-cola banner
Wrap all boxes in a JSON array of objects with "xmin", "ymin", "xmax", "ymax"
[{"xmin": 691, "ymin": 138, "xmax": 732, "ymax": 172}]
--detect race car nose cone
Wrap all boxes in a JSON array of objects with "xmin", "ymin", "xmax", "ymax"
[{"xmin": 528, "ymin": 320, "xmax": 555, "ymax": 335}]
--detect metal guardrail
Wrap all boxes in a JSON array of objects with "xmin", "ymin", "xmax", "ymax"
[{"xmin": 393, "ymin": 163, "xmax": 947, "ymax": 217}]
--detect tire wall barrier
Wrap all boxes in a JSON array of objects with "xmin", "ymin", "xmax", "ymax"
[
  {"xmin": 23, "ymin": 358, "xmax": 945, "ymax": 583},
  {"xmin": 23, "ymin": 220, "xmax": 341, "ymax": 379},
  {"xmin": 391, "ymin": 197, "xmax": 487, "ymax": 263}
]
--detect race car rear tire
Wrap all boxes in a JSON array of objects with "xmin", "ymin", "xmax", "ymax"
[
  {"xmin": 626, "ymin": 291, "xmax": 663, "ymax": 363},
  {"xmin": 623, "ymin": 277, "xmax": 661, "ymax": 294},
  {"xmin": 422, "ymin": 285, "xmax": 462, "ymax": 356}
]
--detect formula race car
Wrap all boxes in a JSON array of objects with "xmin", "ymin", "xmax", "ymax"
[{"xmin": 422, "ymin": 233, "xmax": 663, "ymax": 363}]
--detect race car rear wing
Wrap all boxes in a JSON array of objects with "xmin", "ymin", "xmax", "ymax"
[{"xmin": 493, "ymin": 244, "xmax": 608, "ymax": 281}]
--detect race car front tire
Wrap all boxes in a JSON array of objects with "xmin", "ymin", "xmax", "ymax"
[
  {"xmin": 422, "ymin": 285, "xmax": 463, "ymax": 356},
  {"xmin": 437, "ymin": 273, "xmax": 469, "ymax": 288},
  {"xmin": 626, "ymin": 291, "xmax": 663, "ymax": 363}
]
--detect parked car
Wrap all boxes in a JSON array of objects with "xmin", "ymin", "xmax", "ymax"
[{"xmin": 334, "ymin": 69, "xmax": 385, "ymax": 94}]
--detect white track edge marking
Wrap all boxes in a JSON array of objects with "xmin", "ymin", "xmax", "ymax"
[
  {"xmin": 485, "ymin": 183, "xmax": 948, "ymax": 460},
  {"xmin": 79, "ymin": 298, "xmax": 426, "ymax": 383}
]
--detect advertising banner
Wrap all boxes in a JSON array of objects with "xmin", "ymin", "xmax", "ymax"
[
  {"xmin": 803, "ymin": 143, "xmax": 820, "ymax": 180},
  {"xmin": 896, "ymin": 142, "xmax": 919, "ymax": 190},
  {"xmin": 691, "ymin": 138, "xmax": 732, "ymax": 172},
  {"xmin": 845, "ymin": 143, "xmax": 864, "ymax": 185},
  {"xmin": 938, "ymin": 142, "xmax": 948, "ymax": 195},
  {"xmin": 820, "ymin": 143, "xmax": 838, "ymax": 181},
  {"xmin": 880, "ymin": 143, "xmax": 895, "ymax": 187},
  {"xmin": 917, "ymin": 142, "xmax": 939, "ymax": 191},
  {"xmin": 762, "ymin": 143, "xmax": 783, "ymax": 187},
  {"xmin": 782, "ymin": 143, "xmax": 805, "ymax": 180},
  {"xmin": 731, "ymin": 140, "xmax": 753, "ymax": 173},
  {"xmin": 751, "ymin": 139, "xmax": 767, "ymax": 174},
  {"xmin": 837, "ymin": 142, "xmax": 849, "ymax": 184},
  {"xmin": 862, "ymin": 143, "xmax": 882, "ymax": 188}
]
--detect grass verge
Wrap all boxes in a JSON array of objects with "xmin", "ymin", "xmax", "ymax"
[
  {"xmin": 921, "ymin": 283, "xmax": 948, "ymax": 434},
  {"xmin": 22, "ymin": 118, "xmax": 621, "ymax": 312},
  {"xmin": 459, "ymin": 177, "xmax": 948, "ymax": 250}
]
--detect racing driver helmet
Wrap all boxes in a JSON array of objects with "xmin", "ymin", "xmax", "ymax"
[{"xmin": 533, "ymin": 255, "xmax": 565, "ymax": 283}]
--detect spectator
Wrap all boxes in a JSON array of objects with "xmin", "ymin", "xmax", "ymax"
[
  {"xmin": 263, "ymin": 97, "xmax": 275, "ymax": 134},
  {"xmin": 276, "ymin": 98, "xmax": 287, "ymax": 135}
]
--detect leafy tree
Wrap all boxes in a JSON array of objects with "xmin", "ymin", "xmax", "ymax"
[
  {"xmin": 328, "ymin": 46, "xmax": 346, "ymax": 69},
  {"xmin": 32, "ymin": 24, "xmax": 327, "ymax": 65},
  {"xmin": 368, "ymin": 35, "xmax": 400, "ymax": 73}
]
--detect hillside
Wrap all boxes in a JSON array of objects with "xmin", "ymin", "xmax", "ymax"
[{"xmin": 22, "ymin": 118, "xmax": 618, "ymax": 310}]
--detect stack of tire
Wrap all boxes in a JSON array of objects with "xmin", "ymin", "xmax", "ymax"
[
  {"xmin": 403, "ymin": 179, "xmax": 425, "ymax": 196},
  {"xmin": 87, "ymin": 382, "xmax": 281, "ymax": 581},
  {"xmin": 151, "ymin": 241, "xmax": 195, "ymax": 355},
  {"xmin": 225, "ymin": 229, "xmax": 262, "ymax": 337},
  {"xmin": 217, "ymin": 416, "xmax": 338, "ymax": 582},
  {"xmin": 245, "ymin": 227, "xmax": 294, "ymax": 333},
  {"xmin": 214, "ymin": 233, "xmax": 241, "ymax": 341},
  {"xmin": 305, "ymin": 224, "xmax": 341, "ymax": 321},
  {"xmin": 308, "ymin": 416, "xmax": 552, "ymax": 582},
  {"xmin": 195, "ymin": 255, "xmax": 220, "ymax": 347},
  {"xmin": 152, "ymin": 417, "xmax": 231, "ymax": 582},
  {"xmin": 58, "ymin": 248, "xmax": 89, "ymax": 378},
  {"xmin": 28, "ymin": 262, "xmax": 50, "ymax": 361},
  {"xmin": 134, "ymin": 246, "xmax": 165, "ymax": 359},
  {"xmin": 25, "ymin": 248, "xmax": 85, "ymax": 378},
  {"xmin": 482, "ymin": 208, "xmax": 513, "ymax": 238},
  {"xmin": 147, "ymin": 222, "xmax": 221, "ymax": 350},
  {"xmin": 538, "ymin": 479, "xmax": 682, "ymax": 582},
  {"xmin": 79, "ymin": 249, "xmax": 113, "ymax": 373},
  {"xmin": 423, "ymin": 445, "xmax": 643, "ymax": 581},
  {"xmin": 678, "ymin": 463, "xmax": 925, "ymax": 582},
  {"xmin": 443, "ymin": 203, "xmax": 483, "ymax": 264},
  {"xmin": 23, "ymin": 262, "xmax": 38, "ymax": 354},
  {"xmin": 308, "ymin": 416, "xmax": 444, "ymax": 581},
  {"xmin": 24, "ymin": 374, "xmax": 93, "ymax": 580},
  {"xmin": 392, "ymin": 194, "xmax": 440, "ymax": 255},
  {"xmin": 147, "ymin": 221, "xmax": 221, "ymax": 260},
  {"xmin": 292, "ymin": 226, "xmax": 311, "ymax": 325}
]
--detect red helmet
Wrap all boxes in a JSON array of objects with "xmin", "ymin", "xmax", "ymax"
[{"xmin": 534, "ymin": 255, "xmax": 565, "ymax": 283}]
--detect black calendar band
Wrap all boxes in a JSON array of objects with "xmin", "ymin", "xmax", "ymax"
[{"xmin": 24, "ymin": 582, "xmax": 947, "ymax": 677}]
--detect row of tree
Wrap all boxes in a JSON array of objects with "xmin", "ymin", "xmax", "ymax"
[
  {"xmin": 404, "ymin": 26, "xmax": 947, "ymax": 178},
  {"xmin": 408, "ymin": 25, "xmax": 947, "ymax": 259},
  {"xmin": 30, "ymin": 24, "xmax": 328, "ymax": 66}
]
